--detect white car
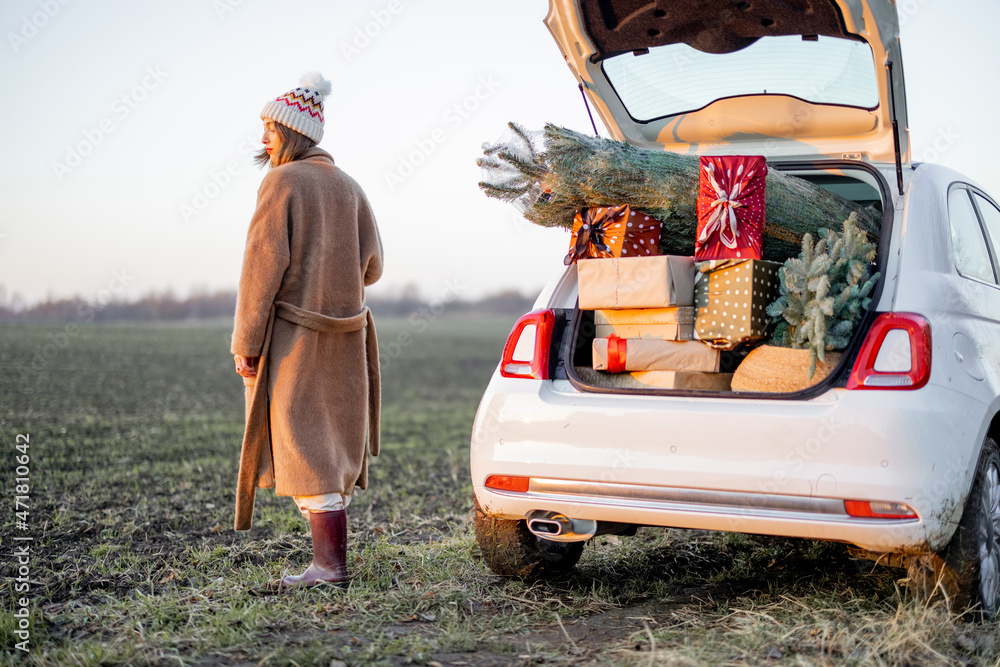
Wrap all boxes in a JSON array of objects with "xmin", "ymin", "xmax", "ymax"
[{"xmin": 471, "ymin": 0, "xmax": 1000, "ymax": 616}]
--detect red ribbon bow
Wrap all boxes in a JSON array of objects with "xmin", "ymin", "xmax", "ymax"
[
  {"xmin": 565, "ymin": 206, "xmax": 663, "ymax": 265},
  {"xmin": 695, "ymin": 155, "xmax": 767, "ymax": 261},
  {"xmin": 606, "ymin": 334, "xmax": 628, "ymax": 374},
  {"xmin": 698, "ymin": 161, "xmax": 758, "ymax": 250}
]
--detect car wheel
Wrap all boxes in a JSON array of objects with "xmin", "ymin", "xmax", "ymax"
[
  {"xmin": 914, "ymin": 437, "xmax": 1000, "ymax": 617},
  {"xmin": 473, "ymin": 497, "xmax": 584, "ymax": 579}
]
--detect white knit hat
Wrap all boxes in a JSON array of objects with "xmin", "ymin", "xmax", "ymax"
[{"xmin": 260, "ymin": 72, "xmax": 332, "ymax": 144}]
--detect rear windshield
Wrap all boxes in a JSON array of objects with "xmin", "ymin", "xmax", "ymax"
[{"xmin": 602, "ymin": 35, "xmax": 879, "ymax": 122}]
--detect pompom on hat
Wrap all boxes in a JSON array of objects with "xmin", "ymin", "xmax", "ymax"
[{"xmin": 261, "ymin": 72, "xmax": 332, "ymax": 144}]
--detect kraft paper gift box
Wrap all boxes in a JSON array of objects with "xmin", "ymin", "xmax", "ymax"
[
  {"xmin": 592, "ymin": 336, "xmax": 720, "ymax": 373},
  {"xmin": 577, "ymin": 255, "xmax": 696, "ymax": 310},
  {"xmin": 593, "ymin": 307, "xmax": 695, "ymax": 341},
  {"xmin": 694, "ymin": 259, "xmax": 781, "ymax": 349},
  {"xmin": 576, "ymin": 366, "xmax": 734, "ymax": 391}
]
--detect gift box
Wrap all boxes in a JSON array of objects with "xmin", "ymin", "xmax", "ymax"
[
  {"xmin": 577, "ymin": 255, "xmax": 696, "ymax": 310},
  {"xmin": 593, "ymin": 336, "xmax": 720, "ymax": 373},
  {"xmin": 695, "ymin": 259, "xmax": 781, "ymax": 349},
  {"xmin": 564, "ymin": 205, "xmax": 663, "ymax": 265},
  {"xmin": 594, "ymin": 307, "xmax": 695, "ymax": 341},
  {"xmin": 576, "ymin": 366, "xmax": 734, "ymax": 391},
  {"xmin": 695, "ymin": 155, "xmax": 767, "ymax": 261}
]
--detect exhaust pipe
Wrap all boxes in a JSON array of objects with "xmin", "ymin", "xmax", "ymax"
[
  {"xmin": 526, "ymin": 510, "xmax": 596, "ymax": 542},
  {"xmin": 528, "ymin": 514, "xmax": 571, "ymax": 536}
]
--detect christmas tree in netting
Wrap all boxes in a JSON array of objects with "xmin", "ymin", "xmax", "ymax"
[{"xmin": 478, "ymin": 123, "xmax": 881, "ymax": 261}]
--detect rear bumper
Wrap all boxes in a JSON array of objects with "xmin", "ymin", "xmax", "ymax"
[
  {"xmin": 476, "ymin": 478, "xmax": 921, "ymax": 551},
  {"xmin": 470, "ymin": 375, "xmax": 988, "ymax": 553}
]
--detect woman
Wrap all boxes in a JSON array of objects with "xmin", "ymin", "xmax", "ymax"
[{"xmin": 231, "ymin": 73, "xmax": 383, "ymax": 588}]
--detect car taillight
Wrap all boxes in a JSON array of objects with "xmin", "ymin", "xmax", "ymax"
[
  {"xmin": 499, "ymin": 309, "xmax": 555, "ymax": 380},
  {"xmin": 846, "ymin": 313, "xmax": 931, "ymax": 390},
  {"xmin": 844, "ymin": 500, "xmax": 918, "ymax": 520}
]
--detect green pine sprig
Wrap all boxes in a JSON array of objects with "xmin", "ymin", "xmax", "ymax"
[{"xmin": 767, "ymin": 213, "xmax": 880, "ymax": 377}]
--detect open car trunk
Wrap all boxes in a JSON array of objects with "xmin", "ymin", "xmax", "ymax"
[
  {"xmin": 538, "ymin": 0, "xmax": 905, "ymax": 396},
  {"xmin": 560, "ymin": 159, "xmax": 891, "ymax": 397},
  {"xmin": 544, "ymin": 0, "xmax": 911, "ymax": 170}
]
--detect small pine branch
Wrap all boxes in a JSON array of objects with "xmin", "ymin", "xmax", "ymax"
[
  {"xmin": 507, "ymin": 121, "xmax": 536, "ymax": 148},
  {"xmin": 478, "ymin": 181, "xmax": 531, "ymax": 201}
]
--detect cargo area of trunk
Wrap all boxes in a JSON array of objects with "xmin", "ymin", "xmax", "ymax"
[{"xmin": 560, "ymin": 163, "xmax": 892, "ymax": 397}]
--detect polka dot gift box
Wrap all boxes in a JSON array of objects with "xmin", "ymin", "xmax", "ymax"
[
  {"xmin": 564, "ymin": 205, "xmax": 663, "ymax": 265},
  {"xmin": 694, "ymin": 259, "xmax": 781, "ymax": 349},
  {"xmin": 695, "ymin": 155, "xmax": 767, "ymax": 261}
]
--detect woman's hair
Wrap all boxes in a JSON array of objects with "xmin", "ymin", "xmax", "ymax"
[{"xmin": 254, "ymin": 122, "xmax": 317, "ymax": 169}]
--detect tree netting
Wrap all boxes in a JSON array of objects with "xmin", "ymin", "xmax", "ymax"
[{"xmin": 478, "ymin": 123, "xmax": 881, "ymax": 261}]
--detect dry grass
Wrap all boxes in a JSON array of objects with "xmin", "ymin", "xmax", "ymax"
[{"xmin": 0, "ymin": 319, "xmax": 997, "ymax": 665}]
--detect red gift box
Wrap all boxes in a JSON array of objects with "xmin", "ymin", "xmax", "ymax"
[
  {"xmin": 695, "ymin": 156, "xmax": 767, "ymax": 261},
  {"xmin": 564, "ymin": 205, "xmax": 662, "ymax": 265}
]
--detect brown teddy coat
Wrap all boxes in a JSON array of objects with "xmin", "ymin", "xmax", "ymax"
[{"xmin": 231, "ymin": 147, "xmax": 383, "ymax": 530}]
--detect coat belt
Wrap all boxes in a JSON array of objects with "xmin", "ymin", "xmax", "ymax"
[
  {"xmin": 275, "ymin": 301, "xmax": 381, "ymax": 459},
  {"xmin": 275, "ymin": 301, "xmax": 370, "ymax": 333},
  {"xmin": 234, "ymin": 302, "xmax": 380, "ymax": 531}
]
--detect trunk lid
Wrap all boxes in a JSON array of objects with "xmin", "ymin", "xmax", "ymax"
[{"xmin": 544, "ymin": 0, "xmax": 910, "ymax": 170}]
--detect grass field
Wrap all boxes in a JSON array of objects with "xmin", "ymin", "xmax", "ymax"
[{"xmin": 0, "ymin": 317, "xmax": 998, "ymax": 666}]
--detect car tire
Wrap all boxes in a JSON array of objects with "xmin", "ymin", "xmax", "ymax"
[
  {"xmin": 473, "ymin": 497, "xmax": 584, "ymax": 579},
  {"xmin": 910, "ymin": 436, "xmax": 1000, "ymax": 617}
]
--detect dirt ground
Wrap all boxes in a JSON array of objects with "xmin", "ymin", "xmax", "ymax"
[{"xmin": 1, "ymin": 319, "xmax": 997, "ymax": 665}]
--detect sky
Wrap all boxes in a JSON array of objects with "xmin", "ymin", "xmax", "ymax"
[{"xmin": 1, "ymin": 0, "xmax": 998, "ymax": 308}]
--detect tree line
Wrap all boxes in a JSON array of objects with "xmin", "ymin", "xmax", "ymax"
[{"xmin": 0, "ymin": 289, "xmax": 536, "ymax": 323}]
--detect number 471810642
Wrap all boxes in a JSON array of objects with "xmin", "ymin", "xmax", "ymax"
[{"xmin": 15, "ymin": 433, "xmax": 29, "ymax": 509}]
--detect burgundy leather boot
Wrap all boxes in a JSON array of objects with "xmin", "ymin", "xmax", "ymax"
[{"xmin": 282, "ymin": 509, "xmax": 350, "ymax": 587}]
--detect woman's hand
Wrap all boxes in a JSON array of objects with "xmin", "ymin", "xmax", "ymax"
[{"xmin": 235, "ymin": 355, "xmax": 258, "ymax": 378}]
